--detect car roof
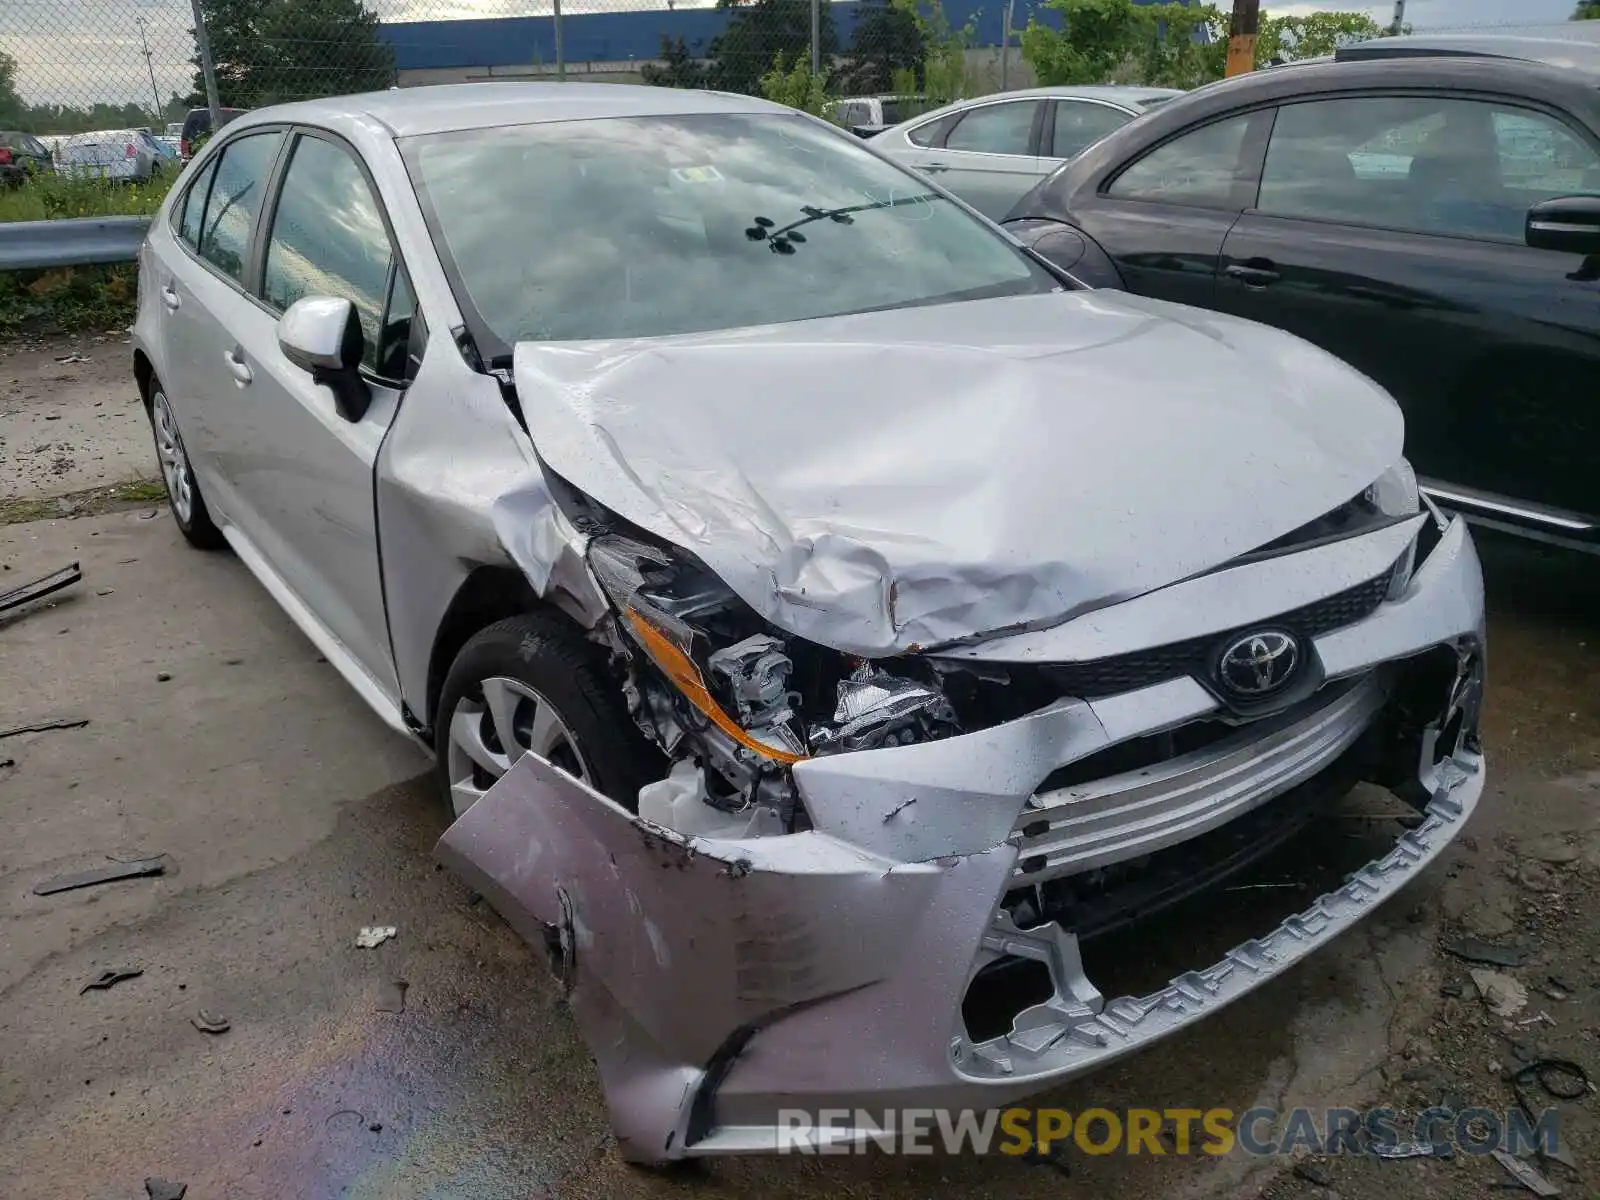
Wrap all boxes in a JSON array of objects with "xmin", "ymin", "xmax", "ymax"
[
  {"xmin": 227, "ymin": 82, "xmax": 786, "ymax": 138},
  {"xmin": 1336, "ymin": 27, "xmax": 1600, "ymax": 76}
]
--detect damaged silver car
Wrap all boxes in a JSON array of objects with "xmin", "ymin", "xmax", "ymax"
[{"xmin": 132, "ymin": 83, "xmax": 1486, "ymax": 1162}]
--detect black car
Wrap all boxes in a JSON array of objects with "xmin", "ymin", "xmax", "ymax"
[
  {"xmin": 1004, "ymin": 49, "xmax": 1600, "ymax": 552},
  {"xmin": 179, "ymin": 106, "xmax": 246, "ymax": 160},
  {"xmin": 0, "ymin": 131, "xmax": 53, "ymax": 184}
]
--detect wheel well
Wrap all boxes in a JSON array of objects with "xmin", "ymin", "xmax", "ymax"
[
  {"xmin": 133, "ymin": 350, "xmax": 154, "ymax": 410},
  {"xmin": 424, "ymin": 566, "xmax": 547, "ymax": 731}
]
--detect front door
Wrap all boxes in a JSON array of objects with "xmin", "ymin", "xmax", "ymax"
[
  {"xmin": 1216, "ymin": 93, "xmax": 1600, "ymax": 518},
  {"xmin": 207, "ymin": 129, "xmax": 422, "ymax": 700}
]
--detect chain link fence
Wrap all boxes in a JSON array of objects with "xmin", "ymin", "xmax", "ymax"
[{"xmin": 2, "ymin": 0, "xmax": 1035, "ymax": 137}]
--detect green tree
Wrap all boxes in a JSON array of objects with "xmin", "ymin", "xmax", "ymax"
[
  {"xmin": 837, "ymin": 0, "xmax": 926, "ymax": 94},
  {"xmin": 1255, "ymin": 10, "xmax": 1384, "ymax": 63},
  {"xmin": 641, "ymin": 35, "xmax": 711, "ymax": 87},
  {"xmin": 0, "ymin": 50, "xmax": 24, "ymax": 127},
  {"xmin": 1021, "ymin": 0, "xmax": 1143, "ymax": 85},
  {"xmin": 1574, "ymin": 1, "xmax": 1600, "ymax": 17},
  {"xmin": 759, "ymin": 51, "xmax": 831, "ymax": 114},
  {"xmin": 190, "ymin": 0, "xmax": 394, "ymax": 108},
  {"xmin": 709, "ymin": 0, "xmax": 838, "ymax": 96}
]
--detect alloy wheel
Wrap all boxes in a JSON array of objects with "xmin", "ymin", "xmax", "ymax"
[
  {"xmin": 445, "ymin": 676, "xmax": 589, "ymax": 818},
  {"xmin": 151, "ymin": 390, "xmax": 194, "ymax": 525}
]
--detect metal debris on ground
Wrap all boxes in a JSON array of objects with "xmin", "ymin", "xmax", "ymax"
[
  {"xmin": 1492, "ymin": 1148, "xmax": 1561, "ymax": 1196},
  {"xmin": 54, "ymin": 353, "xmax": 93, "ymax": 364},
  {"xmin": 34, "ymin": 856, "xmax": 164, "ymax": 896},
  {"xmin": 80, "ymin": 967, "xmax": 143, "ymax": 994},
  {"xmin": 191, "ymin": 1010, "xmax": 230, "ymax": 1034},
  {"xmin": 1, "ymin": 716, "xmax": 90, "ymax": 740},
  {"xmin": 1516, "ymin": 1010, "xmax": 1557, "ymax": 1028},
  {"xmin": 0, "ymin": 561, "xmax": 82, "ymax": 617},
  {"xmin": 1511, "ymin": 1058, "xmax": 1591, "ymax": 1122},
  {"xmin": 375, "ymin": 980, "xmax": 408, "ymax": 1014},
  {"xmin": 355, "ymin": 926, "xmax": 397, "ymax": 949},
  {"xmin": 143, "ymin": 1178, "xmax": 187, "ymax": 1200},
  {"xmin": 1370, "ymin": 1140, "xmax": 1444, "ymax": 1159},
  {"xmin": 1470, "ymin": 968, "xmax": 1530, "ymax": 1018},
  {"xmin": 1444, "ymin": 936, "xmax": 1527, "ymax": 968}
]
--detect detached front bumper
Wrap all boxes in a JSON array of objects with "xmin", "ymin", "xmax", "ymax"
[{"xmin": 437, "ymin": 516, "xmax": 1485, "ymax": 1162}]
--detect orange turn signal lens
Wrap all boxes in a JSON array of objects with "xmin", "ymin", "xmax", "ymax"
[{"xmin": 623, "ymin": 607, "xmax": 808, "ymax": 765}]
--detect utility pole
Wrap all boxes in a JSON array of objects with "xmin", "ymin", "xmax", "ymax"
[
  {"xmin": 1000, "ymin": 0, "xmax": 1016, "ymax": 90},
  {"xmin": 1225, "ymin": 0, "xmax": 1260, "ymax": 77},
  {"xmin": 1389, "ymin": 0, "xmax": 1406, "ymax": 35},
  {"xmin": 553, "ymin": 0, "xmax": 566, "ymax": 80},
  {"xmin": 187, "ymin": 0, "xmax": 221, "ymax": 128},
  {"xmin": 811, "ymin": 0, "xmax": 821, "ymax": 75},
  {"xmin": 136, "ymin": 17, "xmax": 163, "ymax": 124}
]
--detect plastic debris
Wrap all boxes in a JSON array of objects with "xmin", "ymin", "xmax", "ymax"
[
  {"xmin": 35, "ymin": 857, "xmax": 164, "ymax": 896},
  {"xmin": 355, "ymin": 926, "xmax": 397, "ymax": 949},
  {"xmin": 144, "ymin": 1178, "xmax": 187, "ymax": 1200},
  {"xmin": 375, "ymin": 980, "xmax": 408, "ymax": 1013},
  {"xmin": 1371, "ymin": 1140, "xmax": 1442, "ymax": 1160},
  {"xmin": 2, "ymin": 716, "xmax": 90, "ymax": 741},
  {"xmin": 1492, "ymin": 1148, "xmax": 1561, "ymax": 1196},
  {"xmin": 80, "ymin": 967, "xmax": 143, "ymax": 994},
  {"xmin": 0, "ymin": 561, "xmax": 82, "ymax": 617},
  {"xmin": 191, "ymin": 1010, "xmax": 230, "ymax": 1034},
  {"xmin": 1470, "ymin": 968, "xmax": 1530, "ymax": 1018},
  {"xmin": 1445, "ymin": 936, "xmax": 1527, "ymax": 968}
]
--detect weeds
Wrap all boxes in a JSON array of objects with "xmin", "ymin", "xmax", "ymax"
[{"xmin": 0, "ymin": 170, "xmax": 174, "ymax": 222}]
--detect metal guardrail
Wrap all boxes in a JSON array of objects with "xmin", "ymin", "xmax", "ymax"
[{"xmin": 0, "ymin": 217, "xmax": 150, "ymax": 272}]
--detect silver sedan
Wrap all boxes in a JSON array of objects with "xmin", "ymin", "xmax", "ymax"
[
  {"xmin": 132, "ymin": 82, "xmax": 1484, "ymax": 1163},
  {"xmin": 870, "ymin": 85, "xmax": 1184, "ymax": 218}
]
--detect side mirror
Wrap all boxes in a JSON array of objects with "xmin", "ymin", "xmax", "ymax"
[
  {"xmin": 1525, "ymin": 194, "xmax": 1600, "ymax": 256},
  {"xmin": 277, "ymin": 295, "xmax": 371, "ymax": 422}
]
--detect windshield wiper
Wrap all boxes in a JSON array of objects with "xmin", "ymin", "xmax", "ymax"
[{"xmin": 745, "ymin": 193, "xmax": 943, "ymax": 254}]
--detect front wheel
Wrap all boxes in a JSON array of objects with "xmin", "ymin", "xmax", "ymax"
[{"xmin": 434, "ymin": 614, "xmax": 663, "ymax": 819}]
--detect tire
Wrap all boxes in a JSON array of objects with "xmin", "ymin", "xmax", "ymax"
[
  {"xmin": 434, "ymin": 613, "xmax": 663, "ymax": 820},
  {"xmin": 146, "ymin": 378, "xmax": 225, "ymax": 550}
]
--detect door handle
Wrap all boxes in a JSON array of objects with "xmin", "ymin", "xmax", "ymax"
[
  {"xmin": 1223, "ymin": 261, "xmax": 1281, "ymax": 288},
  {"xmin": 160, "ymin": 284, "xmax": 180, "ymax": 311},
  {"xmin": 919, "ymin": 162, "xmax": 949, "ymax": 173},
  {"xmin": 223, "ymin": 347, "xmax": 253, "ymax": 386}
]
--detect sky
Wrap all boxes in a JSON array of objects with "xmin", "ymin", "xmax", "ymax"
[{"xmin": 2, "ymin": 0, "xmax": 1587, "ymax": 108}]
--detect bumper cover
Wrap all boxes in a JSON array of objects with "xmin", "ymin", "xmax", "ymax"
[{"xmin": 436, "ymin": 516, "xmax": 1486, "ymax": 1161}]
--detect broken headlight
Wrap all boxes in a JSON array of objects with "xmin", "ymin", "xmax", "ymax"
[
  {"xmin": 587, "ymin": 534, "xmax": 962, "ymax": 772},
  {"xmin": 1367, "ymin": 458, "xmax": 1420, "ymax": 518}
]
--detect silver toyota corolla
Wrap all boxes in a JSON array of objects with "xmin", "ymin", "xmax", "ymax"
[{"xmin": 131, "ymin": 82, "xmax": 1486, "ymax": 1163}]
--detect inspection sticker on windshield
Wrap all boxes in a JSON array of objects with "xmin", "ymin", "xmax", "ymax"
[{"xmin": 671, "ymin": 164, "xmax": 723, "ymax": 183}]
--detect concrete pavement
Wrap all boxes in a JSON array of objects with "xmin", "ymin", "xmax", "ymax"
[{"xmin": 1, "ymin": 506, "xmax": 1597, "ymax": 1200}]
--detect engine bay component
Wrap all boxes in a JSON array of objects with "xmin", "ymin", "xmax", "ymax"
[
  {"xmin": 707, "ymin": 635, "xmax": 806, "ymax": 758},
  {"xmin": 811, "ymin": 665, "xmax": 961, "ymax": 755}
]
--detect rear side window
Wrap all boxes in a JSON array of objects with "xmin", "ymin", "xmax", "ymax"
[
  {"xmin": 944, "ymin": 100, "xmax": 1041, "ymax": 155},
  {"xmin": 177, "ymin": 156, "xmax": 220, "ymax": 248},
  {"xmin": 1108, "ymin": 113, "xmax": 1254, "ymax": 207},
  {"xmin": 262, "ymin": 134, "xmax": 400, "ymax": 373},
  {"xmin": 196, "ymin": 131, "xmax": 283, "ymax": 282},
  {"xmin": 1051, "ymin": 101, "xmax": 1133, "ymax": 159}
]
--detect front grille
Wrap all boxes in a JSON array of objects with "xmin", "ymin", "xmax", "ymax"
[{"xmin": 1037, "ymin": 563, "xmax": 1397, "ymax": 701}]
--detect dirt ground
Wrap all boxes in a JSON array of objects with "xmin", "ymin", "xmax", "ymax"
[{"xmin": 0, "ymin": 355, "xmax": 1596, "ymax": 1200}]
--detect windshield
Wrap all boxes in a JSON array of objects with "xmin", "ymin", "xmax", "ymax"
[{"xmin": 402, "ymin": 112, "xmax": 1056, "ymax": 351}]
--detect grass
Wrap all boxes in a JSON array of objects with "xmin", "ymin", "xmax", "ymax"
[
  {"xmin": 0, "ymin": 478, "xmax": 166, "ymax": 526},
  {"xmin": 0, "ymin": 171, "xmax": 175, "ymax": 332},
  {"xmin": 0, "ymin": 169, "xmax": 175, "ymax": 222}
]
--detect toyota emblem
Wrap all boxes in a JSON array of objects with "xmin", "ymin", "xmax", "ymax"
[{"xmin": 1216, "ymin": 630, "xmax": 1300, "ymax": 699}]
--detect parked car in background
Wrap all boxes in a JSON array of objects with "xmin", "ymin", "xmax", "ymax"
[
  {"xmin": 166, "ymin": 121, "xmax": 184, "ymax": 139},
  {"xmin": 56, "ymin": 128, "xmax": 166, "ymax": 182},
  {"xmin": 180, "ymin": 106, "xmax": 246, "ymax": 159},
  {"xmin": 825, "ymin": 93, "xmax": 926, "ymax": 137},
  {"xmin": 132, "ymin": 82, "xmax": 1486, "ymax": 1162},
  {"xmin": 870, "ymin": 85, "xmax": 1184, "ymax": 218},
  {"xmin": 1004, "ymin": 49, "xmax": 1600, "ymax": 551},
  {"xmin": 0, "ymin": 131, "xmax": 54, "ymax": 184},
  {"xmin": 153, "ymin": 133, "xmax": 181, "ymax": 162}
]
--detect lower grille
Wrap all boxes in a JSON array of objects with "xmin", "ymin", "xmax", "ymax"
[{"xmin": 1037, "ymin": 564, "xmax": 1397, "ymax": 701}]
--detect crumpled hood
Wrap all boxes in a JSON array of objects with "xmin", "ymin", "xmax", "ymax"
[{"xmin": 514, "ymin": 290, "xmax": 1404, "ymax": 657}]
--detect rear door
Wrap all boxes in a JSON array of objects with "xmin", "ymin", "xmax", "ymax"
[
  {"xmin": 906, "ymin": 97, "xmax": 1046, "ymax": 219},
  {"xmin": 1216, "ymin": 93, "xmax": 1600, "ymax": 518},
  {"xmin": 1068, "ymin": 108, "xmax": 1272, "ymax": 309},
  {"xmin": 212, "ymin": 128, "xmax": 422, "ymax": 700},
  {"xmin": 1038, "ymin": 98, "xmax": 1138, "ymax": 177},
  {"xmin": 157, "ymin": 128, "xmax": 287, "ymax": 521}
]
